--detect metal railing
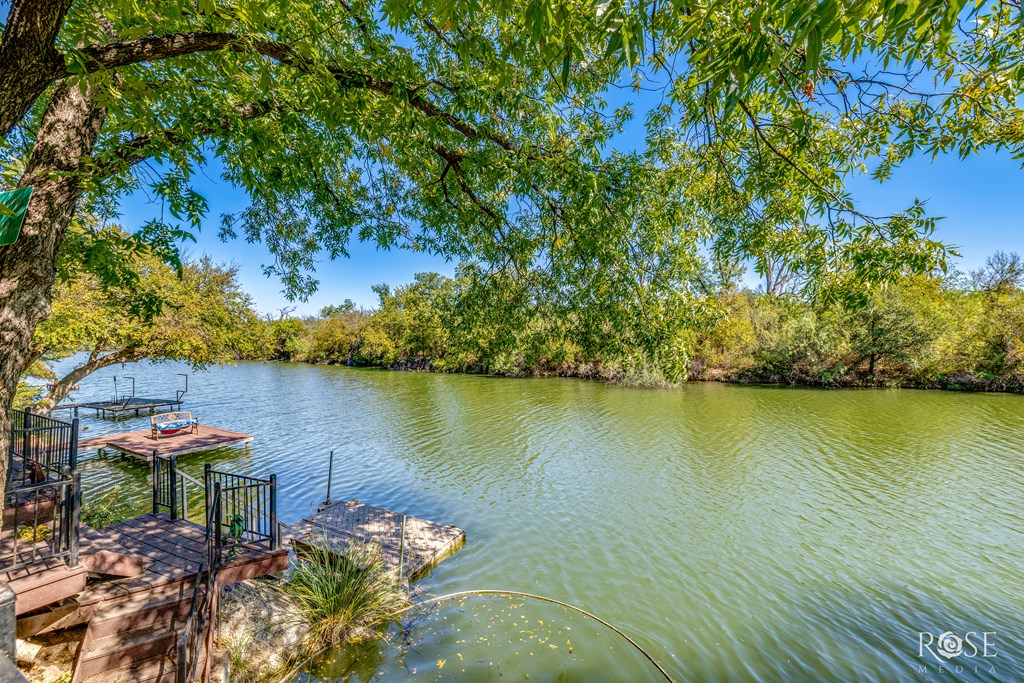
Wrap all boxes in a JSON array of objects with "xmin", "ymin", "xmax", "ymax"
[
  {"xmin": 204, "ymin": 465, "xmax": 278, "ymax": 563},
  {"xmin": 152, "ymin": 456, "xmax": 204, "ymax": 522},
  {"xmin": 1, "ymin": 467, "xmax": 80, "ymax": 572},
  {"xmin": 7, "ymin": 410, "xmax": 78, "ymax": 490},
  {"xmin": 176, "ymin": 485, "xmax": 221, "ymax": 683}
]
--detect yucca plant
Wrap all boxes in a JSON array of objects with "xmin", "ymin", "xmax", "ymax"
[{"xmin": 283, "ymin": 540, "xmax": 409, "ymax": 649}]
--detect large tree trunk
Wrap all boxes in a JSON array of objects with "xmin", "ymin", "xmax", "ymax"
[
  {"xmin": 0, "ymin": 80, "xmax": 104, "ymax": 512},
  {"xmin": 0, "ymin": 0, "xmax": 71, "ymax": 140}
]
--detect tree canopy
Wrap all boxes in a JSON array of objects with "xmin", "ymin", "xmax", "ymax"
[{"xmin": 1, "ymin": 0, "xmax": 1023, "ymax": 499}]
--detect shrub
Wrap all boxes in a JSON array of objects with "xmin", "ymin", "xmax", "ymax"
[{"xmin": 283, "ymin": 540, "xmax": 409, "ymax": 649}]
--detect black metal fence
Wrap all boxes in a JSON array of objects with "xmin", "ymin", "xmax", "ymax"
[
  {"xmin": 152, "ymin": 455, "xmax": 182, "ymax": 520},
  {"xmin": 1, "ymin": 467, "xmax": 80, "ymax": 573},
  {"xmin": 7, "ymin": 410, "xmax": 78, "ymax": 490},
  {"xmin": 204, "ymin": 465, "xmax": 278, "ymax": 563}
]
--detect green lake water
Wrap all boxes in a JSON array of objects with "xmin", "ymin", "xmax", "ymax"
[{"xmin": 56, "ymin": 359, "xmax": 1024, "ymax": 681}]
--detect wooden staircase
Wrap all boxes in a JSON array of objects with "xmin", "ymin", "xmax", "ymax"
[{"xmin": 74, "ymin": 578, "xmax": 196, "ymax": 683}]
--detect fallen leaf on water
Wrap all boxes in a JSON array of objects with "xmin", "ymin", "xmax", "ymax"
[{"xmin": 438, "ymin": 659, "xmax": 446, "ymax": 670}]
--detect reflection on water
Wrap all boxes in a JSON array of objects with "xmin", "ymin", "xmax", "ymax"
[{"xmin": 55, "ymin": 358, "xmax": 1024, "ymax": 681}]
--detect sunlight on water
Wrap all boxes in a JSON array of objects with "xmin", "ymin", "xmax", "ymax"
[{"xmin": 53, "ymin": 358, "xmax": 1024, "ymax": 681}]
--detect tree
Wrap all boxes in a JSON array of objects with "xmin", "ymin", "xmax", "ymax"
[
  {"xmin": 31, "ymin": 234, "xmax": 260, "ymax": 410},
  {"xmin": 582, "ymin": 1, "xmax": 1023, "ymax": 296},
  {"xmin": 847, "ymin": 282, "xmax": 935, "ymax": 377},
  {"xmin": 0, "ymin": 0, "xmax": 626, "ymax": 501},
  {"xmin": 2, "ymin": 1, "xmax": 1021, "ymax": 504},
  {"xmin": 971, "ymin": 251, "xmax": 1024, "ymax": 294}
]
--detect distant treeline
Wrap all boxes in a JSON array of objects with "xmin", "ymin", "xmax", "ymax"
[{"xmin": 239, "ymin": 253, "xmax": 1024, "ymax": 392}]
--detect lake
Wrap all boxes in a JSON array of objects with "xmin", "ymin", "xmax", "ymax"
[{"xmin": 54, "ymin": 358, "xmax": 1024, "ymax": 681}]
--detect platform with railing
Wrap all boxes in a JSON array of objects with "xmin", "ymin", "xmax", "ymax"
[{"xmin": 5, "ymin": 408, "xmax": 286, "ymax": 683}]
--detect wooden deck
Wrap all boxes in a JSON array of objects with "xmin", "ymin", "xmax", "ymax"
[
  {"xmin": 55, "ymin": 397, "xmax": 184, "ymax": 418},
  {"xmin": 11, "ymin": 513, "xmax": 288, "ymax": 682},
  {"xmin": 285, "ymin": 500, "xmax": 465, "ymax": 580},
  {"xmin": 79, "ymin": 426, "xmax": 253, "ymax": 460}
]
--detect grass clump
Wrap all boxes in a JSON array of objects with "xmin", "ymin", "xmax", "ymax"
[{"xmin": 283, "ymin": 540, "xmax": 409, "ymax": 649}]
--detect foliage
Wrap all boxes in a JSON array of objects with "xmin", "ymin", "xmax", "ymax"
[
  {"xmin": 81, "ymin": 485, "xmax": 133, "ymax": 530},
  {"xmin": 32, "ymin": 228, "xmax": 264, "ymax": 407},
  {"xmin": 283, "ymin": 540, "xmax": 409, "ymax": 650},
  {"xmin": 242, "ymin": 250, "xmax": 1024, "ymax": 393},
  {"xmin": 18, "ymin": 524, "xmax": 51, "ymax": 542}
]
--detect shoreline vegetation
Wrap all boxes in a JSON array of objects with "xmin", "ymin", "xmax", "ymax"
[
  {"xmin": 238, "ymin": 255, "xmax": 1024, "ymax": 395},
  {"xmin": 24, "ymin": 251, "xmax": 1024, "ymax": 408}
]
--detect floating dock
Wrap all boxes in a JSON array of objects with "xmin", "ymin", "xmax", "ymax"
[
  {"xmin": 54, "ymin": 396, "xmax": 184, "ymax": 418},
  {"xmin": 79, "ymin": 425, "xmax": 253, "ymax": 461},
  {"xmin": 285, "ymin": 500, "xmax": 465, "ymax": 580}
]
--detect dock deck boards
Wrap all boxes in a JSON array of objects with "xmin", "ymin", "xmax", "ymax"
[
  {"xmin": 58, "ymin": 397, "xmax": 184, "ymax": 417},
  {"xmin": 79, "ymin": 425, "xmax": 253, "ymax": 460},
  {"xmin": 286, "ymin": 500, "xmax": 465, "ymax": 580},
  {"xmin": 78, "ymin": 514, "xmax": 289, "ymax": 604}
]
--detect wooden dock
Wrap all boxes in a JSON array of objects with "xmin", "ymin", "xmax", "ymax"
[
  {"xmin": 286, "ymin": 500, "xmax": 465, "ymax": 580},
  {"xmin": 79, "ymin": 426, "xmax": 253, "ymax": 461},
  {"xmin": 55, "ymin": 397, "xmax": 185, "ymax": 418},
  {"xmin": 11, "ymin": 513, "xmax": 288, "ymax": 683}
]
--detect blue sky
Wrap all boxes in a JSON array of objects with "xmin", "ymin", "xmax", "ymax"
[
  {"xmin": 121, "ymin": 125, "xmax": 1021, "ymax": 317},
  {"xmin": 108, "ymin": 43, "xmax": 1020, "ymax": 318}
]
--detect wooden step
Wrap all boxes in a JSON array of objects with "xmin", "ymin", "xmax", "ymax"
[
  {"xmin": 87, "ymin": 586, "xmax": 194, "ymax": 639},
  {"xmin": 5, "ymin": 561, "xmax": 87, "ymax": 615},
  {"xmin": 76, "ymin": 617, "xmax": 184, "ymax": 679},
  {"xmin": 80, "ymin": 654, "xmax": 178, "ymax": 683}
]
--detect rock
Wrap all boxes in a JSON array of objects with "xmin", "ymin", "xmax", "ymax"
[
  {"xmin": 15, "ymin": 639, "xmax": 41, "ymax": 667},
  {"xmin": 218, "ymin": 579, "xmax": 306, "ymax": 679}
]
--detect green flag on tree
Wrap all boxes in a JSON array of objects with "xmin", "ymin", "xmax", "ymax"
[{"xmin": 0, "ymin": 187, "xmax": 32, "ymax": 246}]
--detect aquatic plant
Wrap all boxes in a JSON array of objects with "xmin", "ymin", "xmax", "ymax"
[
  {"xmin": 81, "ymin": 484, "xmax": 133, "ymax": 529},
  {"xmin": 283, "ymin": 540, "xmax": 409, "ymax": 650}
]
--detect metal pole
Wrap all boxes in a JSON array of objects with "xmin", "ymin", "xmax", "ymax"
[
  {"xmin": 169, "ymin": 456, "xmax": 179, "ymax": 521},
  {"xmin": 152, "ymin": 456, "xmax": 160, "ymax": 515},
  {"xmin": 204, "ymin": 463, "xmax": 212, "ymax": 526},
  {"xmin": 70, "ymin": 417, "xmax": 79, "ymax": 471},
  {"xmin": 69, "ymin": 470, "xmax": 81, "ymax": 567},
  {"xmin": 269, "ymin": 474, "xmax": 278, "ymax": 550},
  {"xmin": 213, "ymin": 483, "xmax": 223, "ymax": 566},
  {"xmin": 398, "ymin": 514, "xmax": 406, "ymax": 584},
  {"xmin": 325, "ymin": 450, "xmax": 334, "ymax": 506}
]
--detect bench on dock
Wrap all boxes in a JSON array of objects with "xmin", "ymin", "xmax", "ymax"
[{"xmin": 150, "ymin": 411, "xmax": 199, "ymax": 439}]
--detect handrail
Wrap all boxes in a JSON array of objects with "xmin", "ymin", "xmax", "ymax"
[
  {"xmin": 1, "ymin": 467, "xmax": 80, "ymax": 572},
  {"xmin": 176, "ymin": 484, "xmax": 221, "ymax": 683},
  {"xmin": 8, "ymin": 410, "xmax": 78, "ymax": 489},
  {"xmin": 204, "ymin": 465, "xmax": 278, "ymax": 551}
]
